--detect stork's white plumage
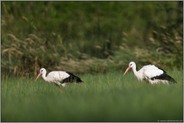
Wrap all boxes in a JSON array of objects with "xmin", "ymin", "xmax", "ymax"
[
  {"xmin": 36, "ymin": 68, "xmax": 83, "ymax": 87},
  {"xmin": 123, "ymin": 61, "xmax": 176, "ymax": 84}
]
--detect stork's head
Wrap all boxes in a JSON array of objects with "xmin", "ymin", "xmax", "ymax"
[
  {"xmin": 35, "ymin": 68, "xmax": 46, "ymax": 80},
  {"xmin": 123, "ymin": 61, "xmax": 136, "ymax": 76}
]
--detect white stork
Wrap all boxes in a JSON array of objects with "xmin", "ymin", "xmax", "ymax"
[
  {"xmin": 123, "ymin": 61, "xmax": 176, "ymax": 84},
  {"xmin": 35, "ymin": 68, "xmax": 83, "ymax": 87}
]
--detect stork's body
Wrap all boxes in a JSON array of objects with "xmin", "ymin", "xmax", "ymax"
[
  {"xmin": 36, "ymin": 68, "xmax": 83, "ymax": 87},
  {"xmin": 123, "ymin": 62, "xmax": 176, "ymax": 84}
]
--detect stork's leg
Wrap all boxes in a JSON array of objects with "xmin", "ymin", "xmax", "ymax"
[
  {"xmin": 54, "ymin": 82, "xmax": 64, "ymax": 91},
  {"xmin": 61, "ymin": 83, "xmax": 66, "ymax": 87},
  {"xmin": 59, "ymin": 85, "xmax": 64, "ymax": 91}
]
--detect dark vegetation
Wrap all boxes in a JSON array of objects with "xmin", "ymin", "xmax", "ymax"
[{"xmin": 2, "ymin": 1, "xmax": 183, "ymax": 77}]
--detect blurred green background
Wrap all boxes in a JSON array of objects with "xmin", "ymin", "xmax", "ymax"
[{"xmin": 1, "ymin": 1, "xmax": 183, "ymax": 77}]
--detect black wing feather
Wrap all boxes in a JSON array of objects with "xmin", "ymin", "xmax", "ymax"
[
  {"xmin": 151, "ymin": 73, "xmax": 176, "ymax": 83},
  {"xmin": 62, "ymin": 72, "xmax": 83, "ymax": 83}
]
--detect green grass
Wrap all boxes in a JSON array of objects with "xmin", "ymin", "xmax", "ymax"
[{"xmin": 2, "ymin": 69, "xmax": 183, "ymax": 122}]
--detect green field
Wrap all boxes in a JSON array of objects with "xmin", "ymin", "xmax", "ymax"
[
  {"xmin": 2, "ymin": 69, "xmax": 182, "ymax": 122},
  {"xmin": 2, "ymin": 2, "xmax": 182, "ymax": 122}
]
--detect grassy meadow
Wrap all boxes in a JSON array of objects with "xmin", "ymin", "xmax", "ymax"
[{"xmin": 2, "ymin": 69, "xmax": 182, "ymax": 122}]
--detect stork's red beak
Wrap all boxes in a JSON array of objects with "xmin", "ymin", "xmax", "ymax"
[
  {"xmin": 35, "ymin": 72, "xmax": 41, "ymax": 80},
  {"xmin": 123, "ymin": 66, "xmax": 131, "ymax": 76}
]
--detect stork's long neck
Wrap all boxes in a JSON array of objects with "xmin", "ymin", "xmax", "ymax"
[
  {"xmin": 41, "ymin": 71, "xmax": 47, "ymax": 81},
  {"xmin": 132, "ymin": 65, "xmax": 140, "ymax": 80}
]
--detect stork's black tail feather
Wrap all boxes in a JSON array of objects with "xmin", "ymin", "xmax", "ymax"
[
  {"xmin": 163, "ymin": 73, "xmax": 177, "ymax": 83},
  {"xmin": 152, "ymin": 73, "xmax": 177, "ymax": 84},
  {"xmin": 63, "ymin": 72, "xmax": 83, "ymax": 83}
]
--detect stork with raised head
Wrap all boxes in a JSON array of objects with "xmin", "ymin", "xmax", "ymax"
[
  {"xmin": 35, "ymin": 68, "xmax": 83, "ymax": 87},
  {"xmin": 123, "ymin": 61, "xmax": 176, "ymax": 84}
]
